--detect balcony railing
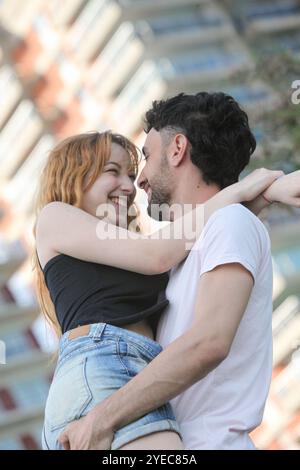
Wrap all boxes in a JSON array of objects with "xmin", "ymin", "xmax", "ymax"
[{"xmin": 158, "ymin": 45, "xmax": 252, "ymax": 80}]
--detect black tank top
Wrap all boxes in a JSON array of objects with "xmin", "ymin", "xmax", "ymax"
[{"xmin": 42, "ymin": 254, "xmax": 169, "ymax": 334}]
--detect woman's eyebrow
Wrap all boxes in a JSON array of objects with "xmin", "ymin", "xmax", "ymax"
[{"xmin": 104, "ymin": 161, "xmax": 121, "ymax": 169}]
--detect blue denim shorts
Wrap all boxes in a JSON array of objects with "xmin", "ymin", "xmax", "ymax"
[{"xmin": 42, "ymin": 322, "xmax": 181, "ymax": 450}]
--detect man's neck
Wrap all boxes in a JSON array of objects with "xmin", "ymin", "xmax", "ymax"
[{"xmin": 170, "ymin": 179, "xmax": 220, "ymax": 220}]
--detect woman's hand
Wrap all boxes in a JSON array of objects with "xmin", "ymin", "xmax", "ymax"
[
  {"xmin": 236, "ymin": 168, "xmax": 284, "ymax": 203},
  {"xmin": 263, "ymin": 170, "xmax": 300, "ymax": 207}
]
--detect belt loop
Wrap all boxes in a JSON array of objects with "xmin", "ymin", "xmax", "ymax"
[
  {"xmin": 60, "ymin": 331, "xmax": 68, "ymax": 350},
  {"xmin": 91, "ymin": 322, "xmax": 106, "ymax": 341}
]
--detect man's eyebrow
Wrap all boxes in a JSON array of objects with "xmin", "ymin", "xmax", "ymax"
[{"xmin": 104, "ymin": 161, "xmax": 121, "ymax": 168}]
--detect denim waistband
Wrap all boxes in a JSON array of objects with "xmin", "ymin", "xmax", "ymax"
[{"xmin": 59, "ymin": 322, "xmax": 163, "ymax": 357}]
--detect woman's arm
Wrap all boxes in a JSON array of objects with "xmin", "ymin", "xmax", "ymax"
[
  {"xmin": 243, "ymin": 194, "xmax": 270, "ymax": 216},
  {"xmin": 36, "ymin": 169, "xmax": 282, "ymax": 275},
  {"xmin": 243, "ymin": 169, "xmax": 300, "ymax": 215}
]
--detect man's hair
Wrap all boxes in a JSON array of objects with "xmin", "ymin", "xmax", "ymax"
[{"xmin": 144, "ymin": 92, "xmax": 256, "ymax": 189}]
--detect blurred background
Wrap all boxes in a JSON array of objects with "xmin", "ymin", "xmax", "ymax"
[{"xmin": 0, "ymin": 0, "xmax": 300, "ymax": 450}]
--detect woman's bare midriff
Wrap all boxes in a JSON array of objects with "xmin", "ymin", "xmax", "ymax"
[{"xmin": 123, "ymin": 319, "xmax": 155, "ymax": 340}]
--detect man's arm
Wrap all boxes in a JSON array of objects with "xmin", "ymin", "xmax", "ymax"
[
  {"xmin": 59, "ymin": 262, "xmax": 253, "ymax": 449},
  {"xmin": 96, "ymin": 264, "xmax": 253, "ymax": 429}
]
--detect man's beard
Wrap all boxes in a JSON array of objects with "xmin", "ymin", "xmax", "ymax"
[{"xmin": 147, "ymin": 156, "xmax": 174, "ymax": 221}]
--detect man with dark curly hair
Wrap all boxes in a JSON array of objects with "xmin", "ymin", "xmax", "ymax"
[{"xmin": 59, "ymin": 92, "xmax": 300, "ymax": 450}]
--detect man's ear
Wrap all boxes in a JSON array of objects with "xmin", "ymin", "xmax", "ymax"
[{"xmin": 168, "ymin": 134, "xmax": 189, "ymax": 167}]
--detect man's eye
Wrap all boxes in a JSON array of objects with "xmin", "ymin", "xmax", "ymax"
[{"xmin": 144, "ymin": 154, "xmax": 149, "ymax": 161}]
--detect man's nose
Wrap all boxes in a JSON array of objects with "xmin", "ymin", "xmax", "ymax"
[{"xmin": 137, "ymin": 169, "xmax": 147, "ymax": 190}]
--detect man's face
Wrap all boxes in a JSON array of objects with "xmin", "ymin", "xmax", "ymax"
[{"xmin": 137, "ymin": 128, "xmax": 175, "ymax": 221}]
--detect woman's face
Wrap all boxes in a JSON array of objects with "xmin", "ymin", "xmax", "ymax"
[{"xmin": 81, "ymin": 143, "xmax": 137, "ymax": 227}]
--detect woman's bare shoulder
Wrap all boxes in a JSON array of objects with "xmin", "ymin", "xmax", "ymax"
[
  {"xmin": 37, "ymin": 246, "xmax": 60, "ymax": 271},
  {"xmin": 36, "ymin": 203, "xmax": 62, "ymax": 269}
]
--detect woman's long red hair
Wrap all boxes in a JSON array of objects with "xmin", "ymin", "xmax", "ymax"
[{"xmin": 32, "ymin": 131, "xmax": 140, "ymax": 337}]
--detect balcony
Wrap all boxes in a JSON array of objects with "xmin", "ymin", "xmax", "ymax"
[
  {"xmin": 0, "ymin": 375, "xmax": 50, "ymax": 418},
  {"xmin": 252, "ymin": 30, "xmax": 300, "ymax": 59},
  {"xmin": 0, "ymin": 408, "xmax": 45, "ymax": 449},
  {"xmin": 0, "ymin": 65, "xmax": 22, "ymax": 130},
  {"xmin": 3, "ymin": 135, "xmax": 55, "ymax": 216},
  {"xmin": 222, "ymin": 81, "xmax": 281, "ymax": 117},
  {"xmin": 0, "ymin": 100, "xmax": 43, "ymax": 182},
  {"xmin": 66, "ymin": 0, "xmax": 122, "ymax": 62},
  {"xmin": 112, "ymin": 61, "xmax": 166, "ymax": 134},
  {"xmin": 273, "ymin": 245, "xmax": 300, "ymax": 280},
  {"xmin": 233, "ymin": 0, "xmax": 300, "ymax": 35},
  {"xmin": 157, "ymin": 42, "xmax": 253, "ymax": 85},
  {"xmin": 0, "ymin": 304, "xmax": 39, "ymax": 326},
  {"xmin": 272, "ymin": 351, "xmax": 300, "ymax": 414},
  {"xmin": 135, "ymin": 3, "xmax": 234, "ymax": 49},
  {"xmin": 46, "ymin": 0, "xmax": 86, "ymax": 29},
  {"xmin": 0, "ymin": 303, "xmax": 53, "ymax": 449},
  {"xmin": 272, "ymin": 296, "xmax": 300, "ymax": 366},
  {"xmin": 0, "ymin": 239, "xmax": 27, "ymax": 288},
  {"xmin": 0, "ymin": 0, "xmax": 42, "ymax": 35},
  {"xmin": 117, "ymin": 0, "xmax": 208, "ymax": 18},
  {"xmin": 90, "ymin": 22, "xmax": 144, "ymax": 98}
]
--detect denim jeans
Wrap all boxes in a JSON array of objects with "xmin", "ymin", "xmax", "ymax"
[{"xmin": 42, "ymin": 322, "xmax": 181, "ymax": 450}]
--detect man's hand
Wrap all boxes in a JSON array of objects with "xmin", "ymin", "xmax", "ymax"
[
  {"xmin": 58, "ymin": 409, "xmax": 114, "ymax": 450},
  {"xmin": 263, "ymin": 170, "xmax": 300, "ymax": 207}
]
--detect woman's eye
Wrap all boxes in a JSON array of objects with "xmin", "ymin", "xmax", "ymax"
[
  {"xmin": 107, "ymin": 168, "xmax": 118, "ymax": 174},
  {"xmin": 129, "ymin": 174, "xmax": 136, "ymax": 181}
]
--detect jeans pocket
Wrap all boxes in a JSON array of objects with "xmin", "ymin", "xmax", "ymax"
[
  {"xmin": 45, "ymin": 355, "xmax": 93, "ymax": 432},
  {"xmin": 118, "ymin": 340, "xmax": 159, "ymax": 378},
  {"xmin": 127, "ymin": 341, "xmax": 160, "ymax": 362}
]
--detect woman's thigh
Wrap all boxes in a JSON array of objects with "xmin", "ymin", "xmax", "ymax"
[{"xmin": 118, "ymin": 431, "xmax": 184, "ymax": 450}]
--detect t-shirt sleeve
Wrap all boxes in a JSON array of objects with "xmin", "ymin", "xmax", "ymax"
[{"xmin": 199, "ymin": 204, "xmax": 266, "ymax": 282}]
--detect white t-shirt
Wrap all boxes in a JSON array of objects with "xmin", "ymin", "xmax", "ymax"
[{"xmin": 157, "ymin": 204, "xmax": 273, "ymax": 450}]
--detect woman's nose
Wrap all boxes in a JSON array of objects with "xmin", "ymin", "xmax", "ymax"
[{"xmin": 120, "ymin": 176, "xmax": 135, "ymax": 194}]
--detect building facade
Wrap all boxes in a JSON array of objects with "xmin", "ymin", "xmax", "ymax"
[{"xmin": 0, "ymin": 0, "xmax": 299, "ymax": 449}]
